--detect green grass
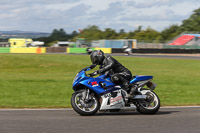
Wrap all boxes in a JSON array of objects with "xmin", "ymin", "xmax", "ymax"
[{"xmin": 0, "ymin": 54, "xmax": 200, "ymax": 108}]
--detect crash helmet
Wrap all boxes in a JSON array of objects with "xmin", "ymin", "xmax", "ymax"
[{"xmin": 90, "ymin": 50, "xmax": 105, "ymax": 65}]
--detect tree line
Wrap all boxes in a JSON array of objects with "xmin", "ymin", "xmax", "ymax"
[{"xmin": 35, "ymin": 8, "xmax": 200, "ymax": 46}]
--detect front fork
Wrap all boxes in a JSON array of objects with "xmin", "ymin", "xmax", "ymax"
[{"xmin": 82, "ymin": 88, "xmax": 90, "ymax": 102}]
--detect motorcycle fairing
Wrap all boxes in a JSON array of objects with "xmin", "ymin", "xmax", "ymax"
[
  {"xmin": 73, "ymin": 69, "xmax": 122, "ymax": 95},
  {"xmin": 78, "ymin": 77, "xmax": 123, "ymax": 95},
  {"xmin": 130, "ymin": 75, "xmax": 153, "ymax": 84},
  {"xmin": 99, "ymin": 89, "xmax": 126, "ymax": 110}
]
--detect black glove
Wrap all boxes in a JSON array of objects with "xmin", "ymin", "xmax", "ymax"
[
  {"xmin": 97, "ymin": 69, "xmax": 103, "ymax": 74},
  {"xmin": 90, "ymin": 64, "xmax": 96, "ymax": 69},
  {"xmin": 88, "ymin": 71, "xmax": 98, "ymax": 77},
  {"xmin": 93, "ymin": 71, "xmax": 98, "ymax": 75}
]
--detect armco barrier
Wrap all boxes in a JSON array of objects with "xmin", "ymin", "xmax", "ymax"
[
  {"xmin": 112, "ymin": 48, "xmax": 124, "ymax": 53},
  {"xmin": 164, "ymin": 44, "xmax": 200, "ymax": 49},
  {"xmin": 0, "ymin": 48, "xmax": 10, "ymax": 53},
  {"xmin": 112, "ymin": 48, "xmax": 200, "ymax": 54},
  {"xmin": 94, "ymin": 48, "xmax": 111, "ymax": 53},
  {"xmin": 10, "ymin": 48, "xmax": 46, "ymax": 54},
  {"xmin": 46, "ymin": 47, "xmax": 66, "ymax": 53},
  {"xmin": 132, "ymin": 49, "xmax": 200, "ymax": 53}
]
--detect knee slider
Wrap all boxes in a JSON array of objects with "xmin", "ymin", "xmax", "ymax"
[{"xmin": 111, "ymin": 74, "xmax": 120, "ymax": 83}]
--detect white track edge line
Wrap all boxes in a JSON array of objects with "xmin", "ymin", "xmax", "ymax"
[
  {"xmin": 0, "ymin": 106, "xmax": 200, "ymax": 111},
  {"xmin": 0, "ymin": 108, "xmax": 73, "ymax": 111},
  {"xmin": 161, "ymin": 106, "xmax": 200, "ymax": 108}
]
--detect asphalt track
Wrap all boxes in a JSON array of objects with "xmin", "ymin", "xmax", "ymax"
[
  {"xmin": 112, "ymin": 53, "xmax": 200, "ymax": 60},
  {"xmin": 0, "ymin": 107, "xmax": 200, "ymax": 133},
  {"xmin": 67, "ymin": 53, "xmax": 200, "ymax": 60},
  {"xmin": 1, "ymin": 54, "xmax": 199, "ymax": 133}
]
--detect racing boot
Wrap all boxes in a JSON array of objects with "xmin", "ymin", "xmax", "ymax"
[
  {"xmin": 122, "ymin": 82, "xmax": 136, "ymax": 98},
  {"xmin": 129, "ymin": 85, "xmax": 138, "ymax": 97},
  {"xmin": 122, "ymin": 81, "xmax": 131, "ymax": 93},
  {"xmin": 125, "ymin": 84, "xmax": 138, "ymax": 99}
]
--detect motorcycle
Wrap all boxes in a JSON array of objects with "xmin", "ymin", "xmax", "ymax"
[{"xmin": 71, "ymin": 64, "xmax": 160, "ymax": 116}]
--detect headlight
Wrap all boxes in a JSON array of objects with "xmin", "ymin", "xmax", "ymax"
[
  {"xmin": 73, "ymin": 74, "xmax": 82, "ymax": 83},
  {"xmin": 73, "ymin": 73, "xmax": 78, "ymax": 83}
]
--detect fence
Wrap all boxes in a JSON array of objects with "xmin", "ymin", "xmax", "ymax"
[
  {"xmin": 163, "ymin": 44, "xmax": 200, "ymax": 49},
  {"xmin": 137, "ymin": 43, "xmax": 163, "ymax": 49}
]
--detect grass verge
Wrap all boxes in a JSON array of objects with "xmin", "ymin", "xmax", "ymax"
[{"xmin": 0, "ymin": 54, "xmax": 200, "ymax": 108}]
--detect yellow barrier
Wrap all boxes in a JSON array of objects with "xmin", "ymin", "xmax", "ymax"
[
  {"xmin": 36, "ymin": 48, "xmax": 46, "ymax": 54},
  {"xmin": 94, "ymin": 48, "xmax": 111, "ymax": 53},
  {"xmin": 66, "ymin": 48, "xmax": 70, "ymax": 53},
  {"xmin": 10, "ymin": 48, "xmax": 46, "ymax": 54}
]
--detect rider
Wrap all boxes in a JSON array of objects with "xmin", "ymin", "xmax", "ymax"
[{"xmin": 90, "ymin": 50, "xmax": 137, "ymax": 96}]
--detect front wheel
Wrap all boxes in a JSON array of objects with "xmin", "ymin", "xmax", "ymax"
[
  {"xmin": 71, "ymin": 90, "xmax": 100, "ymax": 116},
  {"xmin": 136, "ymin": 90, "xmax": 160, "ymax": 114}
]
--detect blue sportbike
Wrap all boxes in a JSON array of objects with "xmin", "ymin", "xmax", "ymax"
[{"xmin": 71, "ymin": 65, "xmax": 160, "ymax": 116}]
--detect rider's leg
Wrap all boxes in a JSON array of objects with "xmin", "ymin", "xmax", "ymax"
[
  {"xmin": 111, "ymin": 73, "xmax": 137, "ymax": 94},
  {"xmin": 120, "ymin": 76, "xmax": 137, "ymax": 95},
  {"xmin": 118, "ymin": 72, "xmax": 138, "ymax": 96},
  {"xmin": 111, "ymin": 73, "xmax": 126, "ymax": 90}
]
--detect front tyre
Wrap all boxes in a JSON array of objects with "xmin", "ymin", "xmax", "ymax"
[
  {"xmin": 71, "ymin": 91, "xmax": 100, "ymax": 116},
  {"xmin": 136, "ymin": 90, "xmax": 160, "ymax": 114}
]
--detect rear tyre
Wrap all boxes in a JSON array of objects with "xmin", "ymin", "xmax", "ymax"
[
  {"xmin": 71, "ymin": 91, "xmax": 100, "ymax": 116},
  {"xmin": 136, "ymin": 90, "xmax": 160, "ymax": 114}
]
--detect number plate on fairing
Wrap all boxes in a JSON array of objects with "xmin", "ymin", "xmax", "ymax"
[{"xmin": 100, "ymin": 89, "xmax": 125, "ymax": 110}]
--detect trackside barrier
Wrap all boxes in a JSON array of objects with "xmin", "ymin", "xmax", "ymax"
[
  {"xmin": 10, "ymin": 48, "xmax": 46, "ymax": 54},
  {"xmin": 94, "ymin": 48, "xmax": 112, "ymax": 53},
  {"xmin": 46, "ymin": 47, "xmax": 66, "ymax": 53},
  {"xmin": 164, "ymin": 45, "xmax": 200, "ymax": 49},
  {"xmin": 36, "ymin": 48, "xmax": 46, "ymax": 54},
  {"xmin": 112, "ymin": 48, "xmax": 124, "ymax": 53},
  {"xmin": 132, "ymin": 49, "xmax": 200, "ymax": 53},
  {"xmin": 0, "ymin": 48, "xmax": 10, "ymax": 53},
  {"xmin": 4, "ymin": 47, "xmax": 200, "ymax": 54},
  {"xmin": 67, "ymin": 48, "xmax": 95, "ymax": 53},
  {"xmin": 112, "ymin": 48, "xmax": 200, "ymax": 53}
]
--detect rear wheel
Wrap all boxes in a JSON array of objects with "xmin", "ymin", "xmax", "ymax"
[
  {"xmin": 71, "ymin": 90, "xmax": 100, "ymax": 116},
  {"xmin": 136, "ymin": 90, "xmax": 160, "ymax": 114}
]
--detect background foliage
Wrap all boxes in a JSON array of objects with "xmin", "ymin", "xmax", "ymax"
[{"xmin": 33, "ymin": 8, "xmax": 200, "ymax": 46}]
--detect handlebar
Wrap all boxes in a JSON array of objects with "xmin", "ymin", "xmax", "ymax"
[
  {"xmin": 87, "ymin": 70, "xmax": 111, "ymax": 78},
  {"xmin": 90, "ymin": 64, "xmax": 96, "ymax": 69},
  {"xmin": 81, "ymin": 64, "xmax": 111, "ymax": 78},
  {"xmin": 88, "ymin": 71, "xmax": 98, "ymax": 77}
]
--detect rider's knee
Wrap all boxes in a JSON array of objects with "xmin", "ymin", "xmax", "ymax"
[{"xmin": 111, "ymin": 74, "xmax": 121, "ymax": 84}]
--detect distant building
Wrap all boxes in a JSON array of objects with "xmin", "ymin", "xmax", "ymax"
[
  {"xmin": 8, "ymin": 38, "xmax": 33, "ymax": 47},
  {"xmin": 52, "ymin": 41, "xmax": 75, "ymax": 47},
  {"xmin": 91, "ymin": 39, "xmax": 137, "ymax": 48},
  {"xmin": 31, "ymin": 41, "xmax": 45, "ymax": 47}
]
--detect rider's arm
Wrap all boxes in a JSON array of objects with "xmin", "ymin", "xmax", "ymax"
[
  {"xmin": 90, "ymin": 64, "xmax": 97, "ymax": 69},
  {"xmin": 98, "ymin": 56, "xmax": 115, "ymax": 74}
]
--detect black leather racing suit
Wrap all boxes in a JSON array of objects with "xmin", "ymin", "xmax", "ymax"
[{"xmin": 98, "ymin": 55, "xmax": 132, "ymax": 91}]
